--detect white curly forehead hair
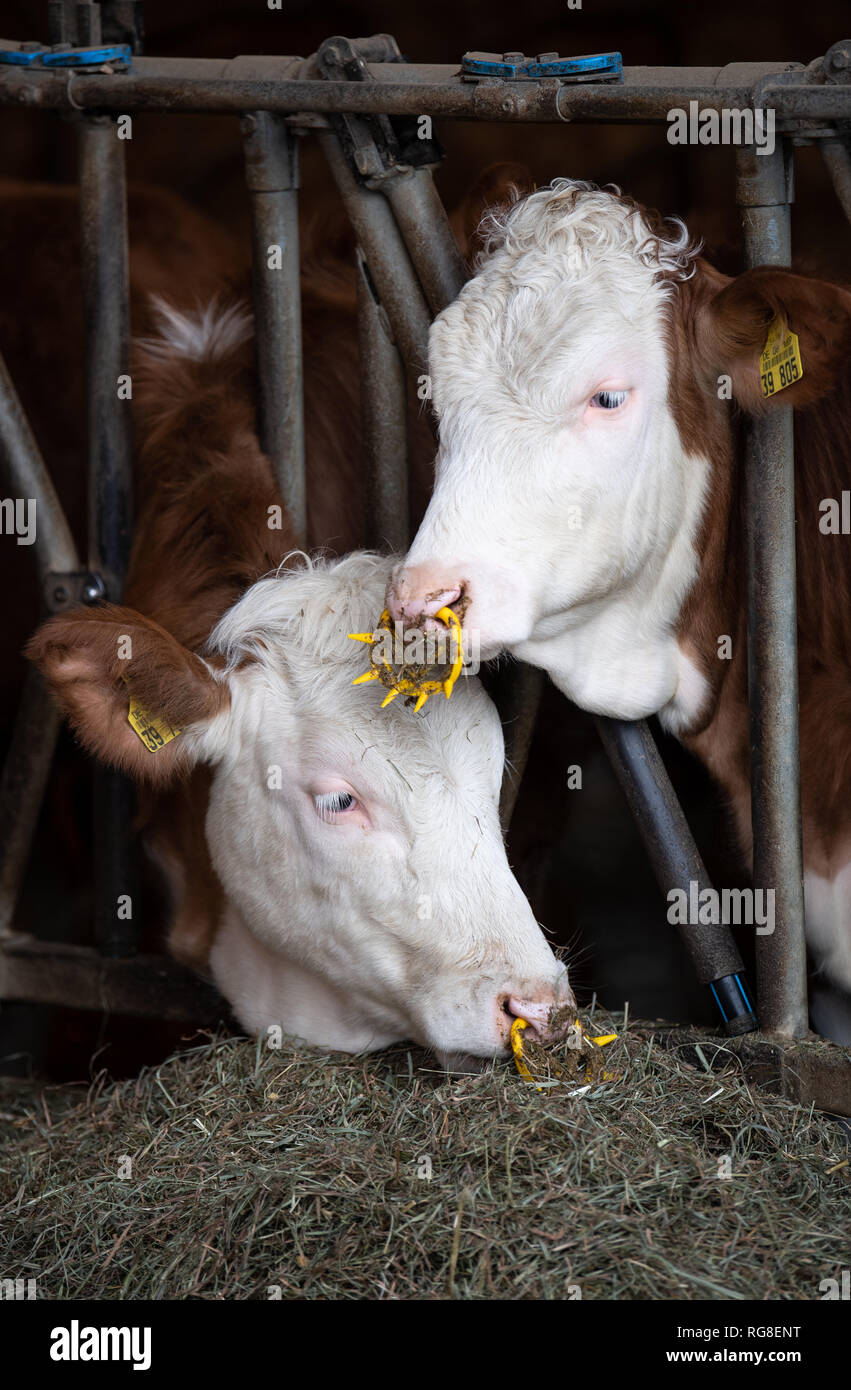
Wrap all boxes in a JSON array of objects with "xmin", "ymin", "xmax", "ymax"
[
  {"xmin": 475, "ymin": 177, "xmax": 701, "ymax": 287},
  {"xmin": 429, "ymin": 179, "xmax": 701, "ymax": 427}
]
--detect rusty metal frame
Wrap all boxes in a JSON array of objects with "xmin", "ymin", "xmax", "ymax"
[{"xmin": 0, "ymin": 20, "xmax": 849, "ymax": 1105}]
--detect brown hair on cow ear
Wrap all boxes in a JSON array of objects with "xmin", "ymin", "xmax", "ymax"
[
  {"xmin": 701, "ymin": 267, "xmax": 851, "ymax": 413},
  {"xmin": 25, "ymin": 605, "xmax": 229, "ymax": 784},
  {"xmin": 449, "ymin": 162, "xmax": 535, "ymax": 268}
]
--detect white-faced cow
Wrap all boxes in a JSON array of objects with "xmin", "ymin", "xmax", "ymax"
[
  {"xmin": 27, "ymin": 298, "xmax": 573, "ymax": 1066},
  {"xmin": 388, "ymin": 177, "xmax": 851, "ymax": 1009}
]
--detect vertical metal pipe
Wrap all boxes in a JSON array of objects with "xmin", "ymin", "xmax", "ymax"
[
  {"xmin": 356, "ymin": 250, "xmax": 409, "ymax": 552},
  {"xmin": 736, "ymin": 141, "xmax": 808, "ymax": 1036},
  {"xmin": 242, "ymin": 112, "xmax": 306, "ymax": 543},
  {"xmin": 820, "ymin": 139, "xmax": 851, "ymax": 227},
  {"xmin": 79, "ymin": 116, "xmax": 133, "ymax": 599},
  {"xmin": 79, "ymin": 115, "xmax": 138, "ymax": 958},
  {"xmin": 382, "ymin": 168, "xmax": 469, "ymax": 314},
  {"xmin": 319, "ymin": 131, "xmax": 432, "ymax": 373}
]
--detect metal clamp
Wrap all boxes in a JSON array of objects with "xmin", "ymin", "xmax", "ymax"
[
  {"xmin": 0, "ymin": 42, "xmax": 133, "ymax": 71},
  {"xmin": 43, "ymin": 570, "xmax": 107, "ymax": 613},
  {"xmin": 316, "ymin": 34, "xmax": 444, "ymax": 184},
  {"xmin": 461, "ymin": 50, "xmax": 623, "ymax": 83}
]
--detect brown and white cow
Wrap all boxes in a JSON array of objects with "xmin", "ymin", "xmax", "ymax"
[
  {"xmin": 387, "ymin": 178, "xmax": 851, "ymax": 1010},
  {"xmin": 26, "ymin": 295, "xmax": 574, "ymax": 1066}
]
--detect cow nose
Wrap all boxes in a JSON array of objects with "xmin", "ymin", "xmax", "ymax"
[
  {"xmin": 503, "ymin": 988, "xmax": 577, "ymax": 1044},
  {"xmin": 386, "ymin": 568, "xmax": 463, "ymax": 624}
]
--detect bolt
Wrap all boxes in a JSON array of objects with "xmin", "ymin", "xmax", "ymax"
[
  {"xmin": 82, "ymin": 578, "xmax": 104, "ymax": 604},
  {"xmin": 52, "ymin": 585, "xmax": 68, "ymax": 605},
  {"xmin": 501, "ymin": 95, "xmax": 517, "ymax": 114},
  {"xmin": 825, "ymin": 42, "xmax": 851, "ymax": 77}
]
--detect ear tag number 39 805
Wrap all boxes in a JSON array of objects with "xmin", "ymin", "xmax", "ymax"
[{"xmin": 759, "ymin": 315, "xmax": 804, "ymax": 398}]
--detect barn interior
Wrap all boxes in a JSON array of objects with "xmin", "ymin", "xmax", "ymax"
[{"xmin": 0, "ymin": 0, "xmax": 848, "ymax": 1082}]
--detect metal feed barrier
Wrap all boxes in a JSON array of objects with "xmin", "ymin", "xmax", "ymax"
[{"xmin": 0, "ymin": 2, "xmax": 850, "ymax": 1109}]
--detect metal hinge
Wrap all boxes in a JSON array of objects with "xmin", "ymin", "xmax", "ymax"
[
  {"xmin": 316, "ymin": 34, "xmax": 444, "ymax": 184},
  {"xmin": 43, "ymin": 571, "xmax": 107, "ymax": 613}
]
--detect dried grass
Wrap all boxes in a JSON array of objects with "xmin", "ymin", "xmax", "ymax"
[{"xmin": 1, "ymin": 1012, "xmax": 848, "ymax": 1300}]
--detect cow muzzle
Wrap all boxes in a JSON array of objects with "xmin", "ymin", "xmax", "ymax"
[
  {"xmin": 386, "ymin": 566, "xmax": 465, "ymax": 626},
  {"xmin": 500, "ymin": 982, "xmax": 577, "ymax": 1047}
]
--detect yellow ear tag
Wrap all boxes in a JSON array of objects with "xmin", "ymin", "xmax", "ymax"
[
  {"xmin": 123, "ymin": 677, "xmax": 181, "ymax": 753},
  {"xmin": 759, "ymin": 315, "xmax": 803, "ymax": 398}
]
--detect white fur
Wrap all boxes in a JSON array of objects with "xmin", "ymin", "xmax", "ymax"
[
  {"xmin": 140, "ymin": 296, "xmax": 253, "ymax": 362},
  {"xmin": 804, "ymin": 860, "xmax": 851, "ymax": 994},
  {"xmin": 394, "ymin": 180, "xmax": 851, "ymax": 1013},
  {"xmin": 183, "ymin": 552, "xmax": 569, "ymax": 1058},
  {"xmin": 397, "ymin": 179, "xmax": 710, "ymax": 721},
  {"xmin": 659, "ymin": 647, "xmax": 712, "ymax": 736}
]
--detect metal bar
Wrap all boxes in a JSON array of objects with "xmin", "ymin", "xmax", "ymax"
[
  {"xmin": 653, "ymin": 1024, "xmax": 851, "ymax": 1117},
  {"xmin": 79, "ymin": 116, "xmax": 133, "ymax": 597},
  {"xmin": 78, "ymin": 114, "xmax": 138, "ymax": 959},
  {"xmin": 595, "ymin": 717, "xmax": 749, "ymax": 994},
  {"xmin": 319, "ymin": 131, "xmax": 432, "ymax": 373},
  {"xmin": 381, "ymin": 169, "xmax": 469, "ymax": 316},
  {"xmin": 0, "ymin": 349, "xmax": 79, "ymax": 580},
  {"xmin": 242, "ymin": 111, "xmax": 306, "ymax": 542},
  {"xmin": 0, "ymin": 350, "xmax": 80, "ymax": 939},
  {"xmin": 356, "ymin": 250, "xmax": 409, "ymax": 552},
  {"xmin": 0, "ymin": 673, "xmax": 61, "ymax": 938},
  {"xmin": 821, "ymin": 138, "xmax": 851, "ymax": 226},
  {"xmin": 0, "ymin": 932, "xmax": 226, "ymax": 1023},
  {"xmin": 4, "ymin": 55, "xmax": 851, "ymax": 121},
  {"xmin": 736, "ymin": 141, "xmax": 808, "ymax": 1037}
]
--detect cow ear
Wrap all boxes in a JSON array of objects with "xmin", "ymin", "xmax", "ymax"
[
  {"xmin": 25, "ymin": 605, "xmax": 229, "ymax": 784},
  {"xmin": 450, "ymin": 161, "xmax": 535, "ymax": 267},
  {"xmin": 700, "ymin": 267, "xmax": 851, "ymax": 413}
]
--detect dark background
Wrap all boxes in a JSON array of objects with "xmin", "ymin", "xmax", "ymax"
[{"xmin": 1, "ymin": 0, "xmax": 848, "ymax": 1079}]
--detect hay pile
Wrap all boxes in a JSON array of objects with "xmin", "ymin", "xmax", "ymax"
[{"xmin": 1, "ymin": 1013, "xmax": 848, "ymax": 1300}]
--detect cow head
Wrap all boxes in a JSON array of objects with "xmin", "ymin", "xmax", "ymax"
[
  {"xmin": 27, "ymin": 552, "xmax": 572, "ymax": 1065},
  {"xmin": 388, "ymin": 179, "xmax": 851, "ymax": 728}
]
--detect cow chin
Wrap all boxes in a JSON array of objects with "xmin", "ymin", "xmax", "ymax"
[{"xmin": 433, "ymin": 1051, "xmax": 497, "ymax": 1075}]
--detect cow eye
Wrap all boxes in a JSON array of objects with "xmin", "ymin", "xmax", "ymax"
[
  {"xmin": 314, "ymin": 790, "xmax": 357, "ymax": 822},
  {"xmin": 590, "ymin": 389, "xmax": 628, "ymax": 410}
]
